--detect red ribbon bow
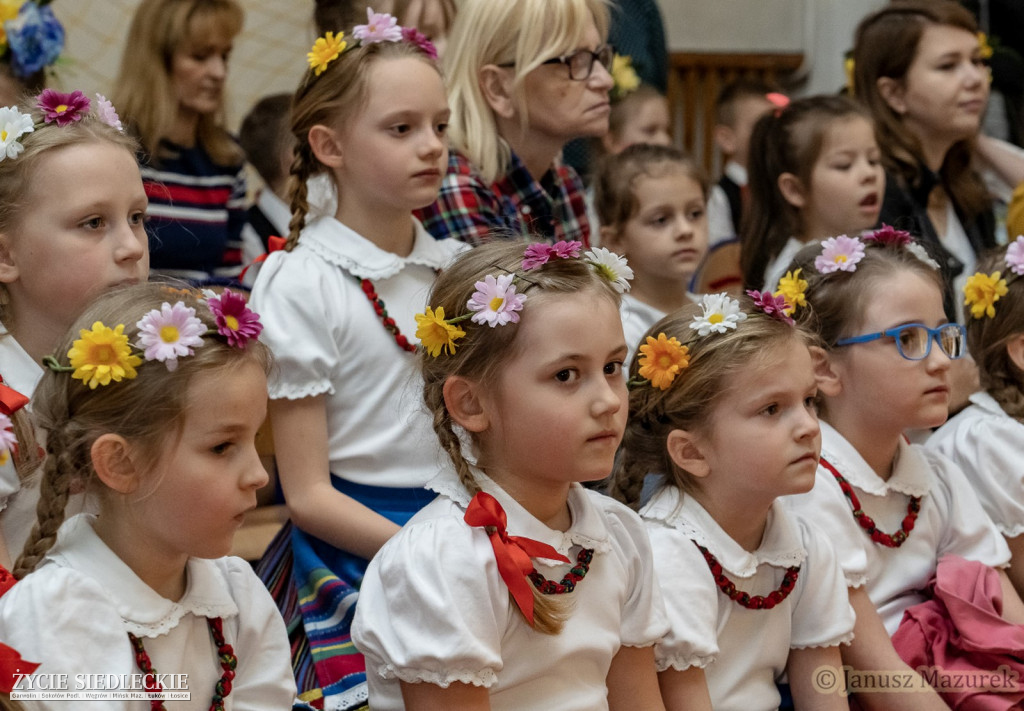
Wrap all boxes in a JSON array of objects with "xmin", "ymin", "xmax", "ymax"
[
  {"xmin": 238, "ymin": 234, "xmax": 287, "ymax": 283},
  {"xmin": 464, "ymin": 492, "xmax": 569, "ymax": 625},
  {"xmin": 0, "ymin": 376, "xmax": 28, "ymax": 417}
]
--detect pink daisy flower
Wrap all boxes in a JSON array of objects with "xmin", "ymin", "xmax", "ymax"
[
  {"xmin": 207, "ymin": 290, "xmax": 263, "ymax": 348},
  {"xmin": 37, "ymin": 89, "xmax": 90, "ymax": 127},
  {"xmin": 814, "ymin": 235, "xmax": 865, "ymax": 274},
  {"xmin": 467, "ymin": 274, "xmax": 526, "ymax": 327},
  {"xmin": 401, "ymin": 26, "xmax": 438, "ymax": 60},
  {"xmin": 353, "ymin": 8, "xmax": 403, "ymax": 44},
  {"xmin": 746, "ymin": 290, "xmax": 795, "ymax": 325},
  {"xmin": 136, "ymin": 302, "xmax": 207, "ymax": 370},
  {"xmin": 1006, "ymin": 235, "xmax": 1024, "ymax": 276}
]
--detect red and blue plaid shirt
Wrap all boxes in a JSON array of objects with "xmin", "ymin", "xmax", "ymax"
[{"xmin": 416, "ymin": 149, "xmax": 591, "ymax": 247}]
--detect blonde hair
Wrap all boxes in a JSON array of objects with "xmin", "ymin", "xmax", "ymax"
[
  {"xmin": 112, "ymin": 0, "xmax": 244, "ymax": 166},
  {"xmin": 443, "ymin": 0, "xmax": 609, "ymax": 183},
  {"xmin": 609, "ymin": 302, "xmax": 814, "ymax": 507},
  {"xmin": 966, "ymin": 246, "xmax": 1024, "ymax": 421},
  {"xmin": 421, "ymin": 239, "xmax": 621, "ymax": 633},
  {"xmin": 13, "ymin": 283, "xmax": 271, "ymax": 578},
  {"xmin": 285, "ymin": 37, "xmax": 440, "ymax": 251}
]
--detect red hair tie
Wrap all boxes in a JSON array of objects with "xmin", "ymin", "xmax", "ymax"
[
  {"xmin": 0, "ymin": 377, "xmax": 28, "ymax": 417},
  {"xmin": 766, "ymin": 92, "xmax": 790, "ymax": 117},
  {"xmin": 464, "ymin": 492, "xmax": 569, "ymax": 625},
  {"xmin": 237, "ymin": 234, "xmax": 287, "ymax": 283}
]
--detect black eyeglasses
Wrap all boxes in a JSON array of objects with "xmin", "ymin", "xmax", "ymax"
[
  {"xmin": 499, "ymin": 44, "xmax": 614, "ymax": 82},
  {"xmin": 835, "ymin": 323, "xmax": 966, "ymax": 361}
]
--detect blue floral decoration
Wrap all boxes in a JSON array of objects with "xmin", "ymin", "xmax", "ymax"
[{"xmin": 5, "ymin": 3, "xmax": 64, "ymax": 78}]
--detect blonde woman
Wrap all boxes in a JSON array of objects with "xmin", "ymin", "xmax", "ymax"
[{"xmin": 416, "ymin": 0, "xmax": 614, "ymax": 246}]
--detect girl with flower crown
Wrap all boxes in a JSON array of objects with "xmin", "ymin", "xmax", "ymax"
[
  {"xmin": 784, "ymin": 229, "xmax": 1024, "ymax": 709},
  {"xmin": 608, "ymin": 293, "xmax": 853, "ymax": 711},
  {"xmin": 928, "ymin": 236, "xmax": 1024, "ymax": 600},
  {"xmin": 351, "ymin": 240, "xmax": 666, "ymax": 710},
  {"xmin": 0, "ymin": 282, "xmax": 295, "ymax": 710},
  {"xmin": 248, "ymin": 13, "xmax": 464, "ymax": 709},
  {"xmin": 0, "ymin": 91, "xmax": 147, "ymax": 572}
]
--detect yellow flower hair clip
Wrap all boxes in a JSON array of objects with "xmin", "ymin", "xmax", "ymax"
[
  {"xmin": 307, "ymin": 31, "xmax": 348, "ymax": 75},
  {"xmin": 773, "ymin": 269, "xmax": 808, "ymax": 316},
  {"xmin": 978, "ymin": 32, "xmax": 994, "ymax": 60},
  {"xmin": 964, "ymin": 271, "xmax": 1008, "ymax": 319},
  {"xmin": 632, "ymin": 333, "xmax": 690, "ymax": 390},
  {"xmin": 610, "ymin": 54, "xmax": 640, "ymax": 102}
]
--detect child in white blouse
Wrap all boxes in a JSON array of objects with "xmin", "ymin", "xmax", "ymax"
[
  {"xmin": 786, "ymin": 229, "xmax": 1022, "ymax": 709},
  {"xmin": 352, "ymin": 241, "xmax": 667, "ymax": 710},
  {"xmin": 928, "ymin": 236, "xmax": 1024, "ymax": 598},
  {"xmin": 609, "ymin": 293, "xmax": 853, "ymax": 711},
  {"xmin": 0, "ymin": 283, "xmax": 295, "ymax": 710}
]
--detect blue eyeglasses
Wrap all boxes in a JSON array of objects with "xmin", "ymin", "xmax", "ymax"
[{"xmin": 835, "ymin": 323, "xmax": 966, "ymax": 361}]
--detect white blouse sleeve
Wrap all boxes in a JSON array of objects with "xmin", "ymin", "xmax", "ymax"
[
  {"xmin": 924, "ymin": 448, "xmax": 1011, "ymax": 567},
  {"xmin": 646, "ymin": 524, "xmax": 719, "ymax": 672},
  {"xmin": 352, "ymin": 516, "xmax": 510, "ymax": 688},
  {"xmin": 789, "ymin": 519, "xmax": 856, "ymax": 649},
  {"xmin": 0, "ymin": 458, "xmax": 19, "ymax": 514},
  {"xmin": 928, "ymin": 413, "xmax": 1024, "ymax": 537},
  {"xmin": 600, "ymin": 499, "xmax": 670, "ymax": 648},
  {"xmin": 249, "ymin": 250, "xmax": 347, "ymax": 401},
  {"xmin": 219, "ymin": 557, "xmax": 297, "ymax": 709}
]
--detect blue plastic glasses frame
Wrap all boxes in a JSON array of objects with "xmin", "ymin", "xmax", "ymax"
[{"xmin": 835, "ymin": 322, "xmax": 966, "ymax": 361}]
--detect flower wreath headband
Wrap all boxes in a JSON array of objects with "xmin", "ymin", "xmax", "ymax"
[
  {"xmin": 963, "ymin": 235, "xmax": 1024, "ymax": 320},
  {"xmin": 306, "ymin": 7, "xmax": 437, "ymax": 79},
  {"xmin": 42, "ymin": 290, "xmax": 263, "ymax": 390},
  {"xmin": 0, "ymin": 88, "xmax": 122, "ymax": 162},
  {"xmin": 415, "ymin": 242, "xmax": 633, "ymax": 358}
]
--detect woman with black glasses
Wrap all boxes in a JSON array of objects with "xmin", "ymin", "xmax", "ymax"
[{"xmin": 416, "ymin": 0, "xmax": 614, "ymax": 247}]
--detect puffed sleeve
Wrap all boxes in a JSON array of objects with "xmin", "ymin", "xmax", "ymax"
[
  {"xmin": 249, "ymin": 250, "xmax": 346, "ymax": 400},
  {"xmin": 599, "ymin": 498, "xmax": 670, "ymax": 648},
  {"xmin": 789, "ymin": 519, "xmax": 856, "ymax": 649},
  {"xmin": 352, "ymin": 515, "xmax": 510, "ymax": 688},
  {"xmin": 928, "ymin": 412, "xmax": 1024, "ymax": 537},
  {"xmin": 924, "ymin": 447, "xmax": 1011, "ymax": 567},
  {"xmin": 219, "ymin": 557, "xmax": 297, "ymax": 710},
  {"xmin": 645, "ymin": 523, "xmax": 719, "ymax": 672}
]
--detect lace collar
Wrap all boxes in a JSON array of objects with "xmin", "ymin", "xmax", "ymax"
[
  {"xmin": 46, "ymin": 514, "xmax": 238, "ymax": 638},
  {"xmin": 641, "ymin": 487, "xmax": 806, "ymax": 578},
  {"xmin": 820, "ymin": 421, "xmax": 931, "ymax": 498},
  {"xmin": 425, "ymin": 466, "xmax": 612, "ymax": 562}
]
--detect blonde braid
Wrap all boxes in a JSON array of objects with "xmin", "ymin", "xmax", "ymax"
[
  {"xmin": 285, "ymin": 143, "xmax": 315, "ymax": 252},
  {"xmin": 607, "ymin": 422, "xmax": 655, "ymax": 509}
]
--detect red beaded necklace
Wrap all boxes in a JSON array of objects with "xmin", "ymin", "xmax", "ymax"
[
  {"xmin": 693, "ymin": 541, "xmax": 800, "ymax": 610},
  {"xmin": 356, "ymin": 277, "xmax": 417, "ymax": 354},
  {"xmin": 819, "ymin": 457, "xmax": 921, "ymax": 548},
  {"xmin": 528, "ymin": 547, "xmax": 594, "ymax": 594},
  {"xmin": 128, "ymin": 617, "xmax": 236, "ymax": 711}
]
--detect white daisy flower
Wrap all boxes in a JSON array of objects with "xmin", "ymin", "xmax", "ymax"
[
  {"xmin": 689, "ymin": 292, "xmax": 747, "ymax": 336},
  {"xmin": 585, "ymin": 247, "xmax": 633, "ymax": 293},
  {"xmin": 0, "ymin": 106, "xmax": 35, "ymax": 161}
]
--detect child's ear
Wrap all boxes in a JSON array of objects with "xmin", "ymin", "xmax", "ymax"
[
  {"xmin": 1006, "ymin": 334, "xmax": 1024, "ymax": 373},
  {"xmin": 665, "ymin": 429, "xmax": 711, "ymax": 480},
  {"xmin": 478, "ymin": 65, "xmax": 516, "ymax": 120},
  {"xmin": 307, "ymin": 124, "xmax": 344, "ymax": 169},
  {"xmin": 713, "ymin": 124, "xmax": 737, "ymax": 156},
  {"xmin": 777, "ymin": 172, "xmax": 806, "ymax": 209},
  {"xmin": 0, "ymin": 234, "xmax": 18, "ymax": 284},
  {"xmin": 91, "ymin": 434, "xmax": 141, "ymax": 495},
  {"xmin": 876, "ymin": 76, "xmax": 907, "ymax": 115},
  {"xmin": 600, "ymin": 224, "xmax": 623, "ymax": 253},
  {"xmin": 443, "ymin": 376, "xmax": 490, "ymax": 433},
  {"xmin": 810, "ymin": 345, "xmax": 842, "ymax": 397}
]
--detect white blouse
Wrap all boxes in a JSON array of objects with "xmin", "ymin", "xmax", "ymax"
[
  {"xmin": 927, "ymin": 391, "xmax": 1024, "ymax": 537},
  {"xmin": 642, "ymin": 488, "xmax": 854, "ymax": 711},
  {"xmin": 784, "ymin": 422, "xmax": 1009, "ymax": 635},
  {"xmin": 249, "ymin": 216, "xmax": 466, "ymax": 487},
  {"xmin": 0, "ymin": 514, "xmax": 295, "ymax": 710},
  {"xmin": 352, "ymin": 468, "xmax": 669, "ymax": 711}
]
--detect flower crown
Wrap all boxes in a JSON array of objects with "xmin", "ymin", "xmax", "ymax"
[
  {"xmin": 963, "ymin": 235, "xmax": 1024, "ymax": 320},
  {"xmin": 43, "ymin": 290, "xmax": 263, "ymax": 389},
  {"xmin": 415, "ymin": 242, "xmax": 633, "ymax": 357},
  {"xmin": 610, "ymin": 53, "xmax": 640, "ymax": 102},
  {"xmin": 0, "ymin": 89, "xmax": 123, "ymax": 162},
  {"xmin": 810, "ymin": 226, "xmax": 939, "ymax": 276},
  {"xmin": 1, "ymin": 1, "xmax": 63, "ymax": 78},
  {"xmin": 306, "ymin": 8, "xmax": 437, "ymax": 77}
]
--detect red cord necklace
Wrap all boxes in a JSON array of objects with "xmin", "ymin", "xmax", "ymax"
[
  {"xmin": 819, "ymin": 457, "xmax": 920, "ymax": 548},
  {"xmin": 356, "ymin": 277, "xmax": 417, "ymax": 353},
  {"xmin": 128, "ymin": 617, "xmax": 236, "ymax": 711},
  {"xmin": 693, "ymin": 541, "xmax": 800, "ymax": 610}
]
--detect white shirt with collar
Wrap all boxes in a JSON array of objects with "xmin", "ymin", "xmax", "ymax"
[
  {"xmin": 707, "ymin": 161, "xmax": 748, "ymax": 249},
  {"xmin": 352, "ymin": 467, "xmax": 668, "ymax": 711},
  {"xmin": 0, "ymin": 325, "xmax": 44, "ymax": 561},
  {"xmin": 784, "ymin": 421, "xmax": 1009, "ymax": 635},
  {"xmin": 250, "ymin": 215, "xmax": 467, "ymax": 487},
  {"xmin": 642, "ymin": 487, "xmax": 853, "ymax": 711},
  {"xmin": 927, "ymin": 390, "xmax": 1024, "ymax": 538},
  {"xmin": 0, "ymin": 514, "xmax": 295, "ymax": 710}
]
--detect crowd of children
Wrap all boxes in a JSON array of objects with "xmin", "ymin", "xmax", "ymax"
[{"xmin": 2, "ymin": 0, "xmax": 1024, "ymax": 710}]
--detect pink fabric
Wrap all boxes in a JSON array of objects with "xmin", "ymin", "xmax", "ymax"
[{"xmin": 892, "ymin": 555, "xmax": 1024, "ymax": 709}]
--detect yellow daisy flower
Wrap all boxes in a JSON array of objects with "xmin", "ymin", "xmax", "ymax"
[
  {"xmin": 415, "ymin": 306, "xmax": 465, "ymax": 357},
  {"xmin": 0, "ymin": 0, "xmax": 22, "ymax": 47},
  {"xmin": 611, "ymin": 54, "xmax": 640, "ymax": 100},
  {"xmin": 638, "ymin": 333, "xmax": 690, "ymax": 390},
  {"xmin": 68, "ymin": 322, "xmax": 142, "ymax": 389},
  {"xmin": 978, "ymin": 32, "xmax": 994, "ymax": 60},
  {"xmin": 774, "ymin": 269, "xmax": 808, "ymax": 314},
  {"xmin": 964, "ymin": 271, "xmax": 1008, "ymax": 319},
  {"xmin": 308, "ymin": 32, "xmax": 347, "ymax": 76}
]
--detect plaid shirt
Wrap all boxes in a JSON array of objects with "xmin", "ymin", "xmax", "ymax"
[{"xmin": 416, "ymin": 149, "xmax": 592, "ymax": 247}]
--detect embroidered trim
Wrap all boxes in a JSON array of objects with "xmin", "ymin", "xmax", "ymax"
[{"xmin": 820, "ymin": 456, "xmax": 920, "ymax": 548}]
